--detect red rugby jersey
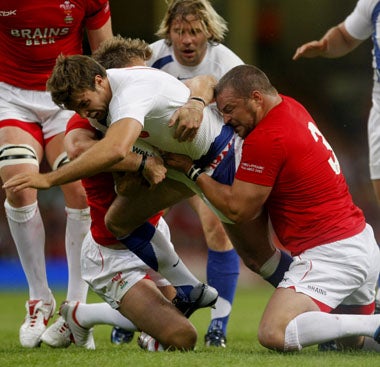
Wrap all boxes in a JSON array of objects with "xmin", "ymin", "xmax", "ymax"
[
  {"xmin": 0, "ymin": 0, "xmax": 110, "ymax": 90},
  {"xmin": 235, "ymin": 95, "xmax": 365, "ymax": 255}
]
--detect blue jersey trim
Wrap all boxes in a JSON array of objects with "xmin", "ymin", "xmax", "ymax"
[
  {"xmin": 372, "ymin": 3, "xmax": 380, "ymax": 80},
  {"xmin": 210, "ymin": 139, "xmax": 236, "ymax": 185},
  {"xmin": 194, "ymin": 124, "xmax": 236, "ymax": 185},
  {"xmin": 194, "ymin": 124, "xmax": 234, "ymax": 168},
  {"xmin": 151, "ymin": 55, "xmax": 174, "ymax": 69}
]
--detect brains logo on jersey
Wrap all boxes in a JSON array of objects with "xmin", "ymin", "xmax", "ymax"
[{"xmin": 60, "ymin": 0, "xmax": 75, "ymax": 24}]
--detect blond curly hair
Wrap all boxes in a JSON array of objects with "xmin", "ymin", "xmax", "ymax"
[{"xmin": 155, "ymin": 0, "xmax": 228, "ymax": 45}]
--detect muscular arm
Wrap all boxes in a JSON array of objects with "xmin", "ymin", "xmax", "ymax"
[
  {"xmin": 293, "ymin": 22, "xmax": 362, "ymax": 60},
  {"xmin": 54, "ymin": 118, "xmax": 142, "ymax": 183},
  {"xmin": 3, "ymin": 118, "xmax": 142, "ymax": 191},
  {"xmin": 164, "ymin": 153, "xmax": 271, "ymax": 223},
  {"xmin": 170, "ymin": 75, "xmax": 217, "ymax": 142},
  {"xmin": 195, "ymin": 174, "xmax": 271, "ymax": 223},
  {"xmin": 185, "ymin": 75, "xmax": 217, "ymax": 105},
  {"xmin": 87, "ymin": 18, "xmax": 113, "ymax": 52},
  {"xmin": 65, "ymin": 127, "xmax": 144, "ymax": 172},
  {"xmin": 64, "ymin": 128, "xmax": 99, "ymax": 160}
]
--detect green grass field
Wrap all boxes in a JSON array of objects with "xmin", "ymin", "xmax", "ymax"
[{"xmin": 0, "ymin": 286, "xmax": 378, "ymax": 367}]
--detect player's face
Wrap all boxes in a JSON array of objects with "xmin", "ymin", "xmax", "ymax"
[
  {"xmin": 216, "ymin": 87, "xmax": 258, "ymax": 138},
  {"xmin": 169, "ymin": 15, "xmax": 208, "ymax": 66},
  {"xmin": 74, "ymin": 76, "xmax": 111, "ymax": 121}
]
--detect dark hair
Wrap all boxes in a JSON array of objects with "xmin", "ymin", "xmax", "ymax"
[
  {"xmin": 215, "ymin": 65, "xmax": 277, "ymax": 99},
  {"xmin": 46, "ymin": 54, "xmax": 106, "ymax": 110}
]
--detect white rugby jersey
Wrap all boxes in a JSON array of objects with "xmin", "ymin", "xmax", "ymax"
[
  {"xmin": 147, "ymin": 39, "xmax": 243, "ymax": 81},
  {"xmin": 345, "ymin": 0, "xmax": 380, "ymax": 81},
  {"xmin": 106, "ymin": 66, "xmax": 225, "ymax": 160}
]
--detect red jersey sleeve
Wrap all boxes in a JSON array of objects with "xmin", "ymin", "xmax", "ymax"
[{"xmin": 84, "ymin": 0, "xmax": 111, "ymax": 30}]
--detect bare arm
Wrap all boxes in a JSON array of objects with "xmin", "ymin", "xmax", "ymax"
[
  {"xmin": 293, "ymin": 22, "xmax": 362, "ymax": 60},
  {"xmin": 53, "ymin": 118, "xmax": 142, "ymax": 183},
  {"xmin": 87, "ymin": 18, "xmax": 113, "ymax": 52},
  {"xmin": 163, "ymin": 152, "xmax": 271, "ymax": 223},
  {"xmin": 169, "ymin": 74, "xmax": 217, "ymax": 142},
  {"xmin": 3, "ymin": 118, "xmax": 142, "ymax": 191},
  {"xmin": 64, "ymin": 127, "xmax": 98, "ymax": 160},
  {"xmin": 184, "ymin": 75, "xmax": 217, "ymax": 105},
  {"xmin": 65, "ymin": 127, "xmax": 166, "ymax": 185},
  {"xmin": 196, "ymin": 174, "xmax": 271, "ymax": 223},
  {"xmin": 65, "ymin": 126, "xmax": 145, "ymax": 172}
]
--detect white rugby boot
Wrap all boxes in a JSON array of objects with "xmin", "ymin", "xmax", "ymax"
[
  {"xmin": 19, "ymin": 292, "xmax": 56, "ymax": 348},
  {"xmin": 137, "ymin": 332, "xmax": 164, "ymax": 352},
  {"xmin": 59, "ymin": 301, "xmax": 95, "ymax": 350},
  {"xmin": 41, "ymin": 316, "xmax": 71, "ymax": 348}
]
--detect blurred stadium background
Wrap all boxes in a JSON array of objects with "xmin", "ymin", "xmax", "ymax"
[{"xmin": 0, "ymin": 0, "xmax": 377, "ymax": 290}]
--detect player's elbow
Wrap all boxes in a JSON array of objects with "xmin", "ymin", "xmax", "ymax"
[
  {"xmin": 110, "ymin": 144, "xmax": 130, "ymax": 163},
  {"xmin": 227, "ymin": 213, "xmax": 250, "ymax": 224},
  {"xmin": 66, "ymin": 142, "xmax": 85, "ymax": 160},
  {"xmin": 223, "ymin": 207, "xmax": 247, "ymax": 224},
  {"xmin": 226, "ymin": 206, "xmax": 263, "ymax": 224}
]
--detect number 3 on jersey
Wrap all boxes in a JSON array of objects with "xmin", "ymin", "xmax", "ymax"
[{"xmin": 308, "ymin": 122, "xmax": 341, "ymax": 175}]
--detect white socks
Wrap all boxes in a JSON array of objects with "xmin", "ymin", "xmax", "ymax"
[
  {"xmin": 284, "ymin": 311, "xmax": 380, "ymax": 351},
  {"xmin": 5, "ymin": 200, "xmax": 50, "ymax": 300},
  {"xmin": 75, "ymin": 302, "xmax": 137, "ymax": 330},
  {"xmin": 4, "ymin": 201, "xmax": 91, "ymax": 303},
  {"xmin": 151, "ymin": 219, "xmax": 200, "ymax": 288},
  {"xmin": 65, "ymin": 207, "xmax": 90, "ymax": 302}
]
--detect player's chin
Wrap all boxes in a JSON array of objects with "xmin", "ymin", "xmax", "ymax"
[{"xmin": 234, "ymin": 127, "xmax": 247, "ymax": 139}]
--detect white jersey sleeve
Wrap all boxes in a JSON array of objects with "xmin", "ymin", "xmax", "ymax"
[
  {"xmin": 345, "ymin": 0, "xmax": 380, "ymax": 74},
  {"xmin": 344, "ymin": 0, "xmax": 377, "ymax": 40}
]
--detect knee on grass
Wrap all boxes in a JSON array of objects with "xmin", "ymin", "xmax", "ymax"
[
  {"xmin": 258, "ymin": 324, "xmax": 288, "ymax": 352},
  {"xmin": 163, "ymin": 323, "xmax": 197, "ymax": 351}
]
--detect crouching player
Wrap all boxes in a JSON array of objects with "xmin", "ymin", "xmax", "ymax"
[{"xmin": 57, "ymin": 114, "xmax": 217, "ymax": 350}]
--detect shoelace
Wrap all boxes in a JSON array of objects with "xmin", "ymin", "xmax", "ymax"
[
  {"xmin": 29, "ymin": 315, "xmax": 38, "ymax": 327},
  {"xmin": 58, "ymin": 323, "xmax": 70, "ymax": 334},
  {"xmin": 27, "ymin": 306, "xmax": 40, "ymax": 327}
]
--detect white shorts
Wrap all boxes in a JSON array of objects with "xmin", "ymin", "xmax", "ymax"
[
  {"xmin": 81, "ymin": 219, "xmax": 170, "ymax": 309},
  {"xmin": 0, "ymin": 82, "xmax": 75, "ymax": 140},
  {"xmin": 368, "ymin": 82, "xmax": 380, "ymax": 179},
  {"xmin": 278, "ymin": 224, "xmax": 380, "ymax": 310}
]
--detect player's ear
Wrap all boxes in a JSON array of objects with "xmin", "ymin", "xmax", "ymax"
[
  {"xmin": 251, "ymin": 90, "xmax": 263, "ymax": 103},
  {"xmin": 94, "ymin": 74, "xmax": 103, "ymax": 85},
  {"xmin": 95, "ymin": 74, "xmax": 108, "ymax": 91}
]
